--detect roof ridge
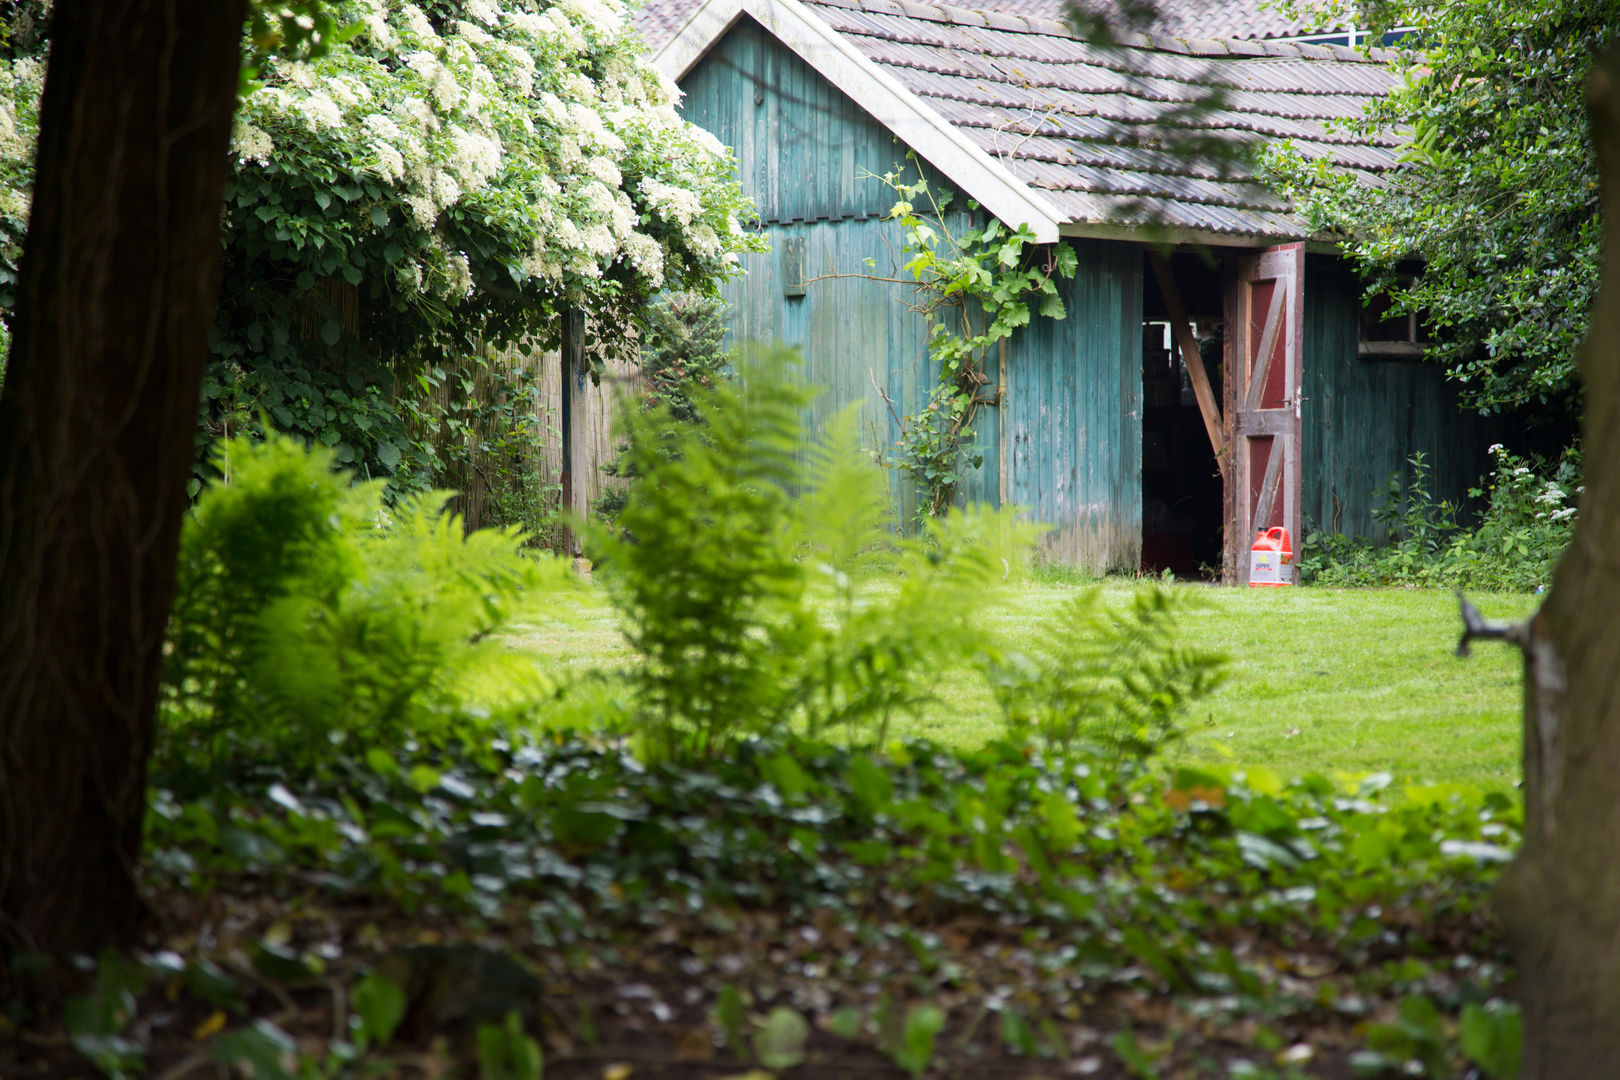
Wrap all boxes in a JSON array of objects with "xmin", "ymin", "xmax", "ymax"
[{"xmin": 800, "ymin": 0, "xmax": 1395, "ymax": 64}]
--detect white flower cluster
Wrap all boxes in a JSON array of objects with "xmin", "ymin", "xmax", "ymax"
[
  {"xmin": 228, "ymin": 0, "xmax": 760, "ymax": 303},
  {"xmin": 0, "ymin": 59, "xmax": 44, "ymax": 232}
]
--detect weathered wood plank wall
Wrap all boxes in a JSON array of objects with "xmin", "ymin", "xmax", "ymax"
[
  {"xmin": 432, "ymin": 341, "xmax": 638, "ymax": 531},
  {"xmin": 679, "ymin": 17, "xmax": 1146, "ymax": 570},
  {"xmin": 1003, "ymin": 240, "xmax": 1143, "ymax": 568},
  {"xmin": 1300, "ymin": 255, "xmax": 1497, "ymax": 541}
]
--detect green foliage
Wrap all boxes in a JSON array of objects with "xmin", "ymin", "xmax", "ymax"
[
  {"xmin": 0, "ymin": 0, "xmax": 765, "ymax": 500},
  {"xmin": 596, "ymin": 290, "xmax": 736, "ymax": 522},
  {"xmin": 1260, "ymin": 0, "xmax": 1619, "ymax": 419},
  {"xmin": 1301, "ymin": 446, "xmax": 1579, "ymax": 591},
  {"xmin": 116, "ymin": 728, "xmax": 1521, "ymax": 1077},
  {"xmin": 475, "ymin": 1011, "xmax": 545, "ymax": 1080},
  {"xmin": 161, "ymin": 430, "xmax": 569, "ymax": 777},
  {"xmin": 636, "ymin": 290, "xmax": 735, "ymax": 425},
  {"xmin": 985, "ymin": 586, "xmax": 1227, "ymax": 759},
  {"xmin": 870, "ymin": 168, "xmax": 1078, "ymax": 521},
  {"xmin": 590, "ymin": 347, "xmax": 1038, "ymax": 759},
  {"xmin": 588, "ymin": 347, "xmax": 816, "ymax": 757}
]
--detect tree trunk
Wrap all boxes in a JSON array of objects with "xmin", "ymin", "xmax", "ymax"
[
  {"xmin": 0, "ymin": 1, "xmax": 244, "ymax": 966},
  {"xmin": 1497, "ymin": 50, "xmax": 1620, "ymax": 1076}
]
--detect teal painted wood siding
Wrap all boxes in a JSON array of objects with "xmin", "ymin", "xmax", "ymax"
[
  {"xmin": 1301, "ymin": 255, "xmax": 1494, "ymax": 540},
  {"xmin": 680, "ymin": 19, "xmax": 1144, "ymax": 570},
  {"xmin": 1003, "ymin": 240, "xmax": 1142, "ymax": 568},
  {"xmin": 678, "ymin": 17, "xmax": 916, "ymax": 223}
]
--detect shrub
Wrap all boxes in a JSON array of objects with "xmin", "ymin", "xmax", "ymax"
[
  {"xmin": 1301, "ymin": 445, "xmax": 1580, "ymax": 592},
  {"xmin": 161, "ymin": 431, "xmax": 570, "ymax": 779}
]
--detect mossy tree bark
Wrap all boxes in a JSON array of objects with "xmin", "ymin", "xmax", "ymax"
[
  {"xmin": 0, "ymin": 0, "xmax": 244, "ymax": 967},
  {"xmin": 1497, "ymin": 49, "xmax": 1620, "ymax": 1076}
]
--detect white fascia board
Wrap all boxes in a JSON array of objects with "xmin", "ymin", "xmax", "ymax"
[
  {"xmin": 1058, "ymin": 220, "xmax": 1310, "ymax": 250},
  {"xmin": 654, "ymin": 0, "xmax": 748, "ymax": 82},
  {"xmin": 655, "ymin": 0, "xmax": 1065, "ymax": 244}
]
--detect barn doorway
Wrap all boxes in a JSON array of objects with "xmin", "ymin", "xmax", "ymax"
[{"xmin": 1141, "ymin": 251, "xmax": 1225, "ymax": 579}]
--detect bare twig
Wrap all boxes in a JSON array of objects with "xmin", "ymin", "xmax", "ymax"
[{"xmin": 1456, "ymin": 590, "xmax": 1532, "ymax": 657}]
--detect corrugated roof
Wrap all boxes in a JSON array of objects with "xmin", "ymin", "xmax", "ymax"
[
  {"xmin": 637, "ymin": 0, "xmax": 1354, "ymax": 53},
  {"xmin": 796, "ymin": 0, "xmax": 1399, "ymax": 240}
]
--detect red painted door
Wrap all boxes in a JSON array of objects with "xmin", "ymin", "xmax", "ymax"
[{"xmin": 1226, "ymin": 243, "xmax": 1304, "ymax": 583}]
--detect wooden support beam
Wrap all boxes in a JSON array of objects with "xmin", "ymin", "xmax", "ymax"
[
  {"xmin": 1148, "ymin": 251, "xmax": 1228, "ymax": 480},
  {"xmin": 559, "ymin": 308, "xmax": 589, "ymax": 558}
]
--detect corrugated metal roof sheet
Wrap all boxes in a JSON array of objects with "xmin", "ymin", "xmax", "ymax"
[
  {"xmin": 638, "ymin": 0, "xmax": 1351, "ymax": 52},
  {"xmin": 800, "ymin": 0, "xmax": 1400, "ymax": 239}
]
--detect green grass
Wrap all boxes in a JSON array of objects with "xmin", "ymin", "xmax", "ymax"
[{"xmin": 508, "ymin": 580, "xmax": 1533, "ymax": 791}]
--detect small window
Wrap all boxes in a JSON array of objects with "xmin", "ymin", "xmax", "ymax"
[{"xmin": 1358, "ymin": 282, "xmax": 1429, "ymax": 359}]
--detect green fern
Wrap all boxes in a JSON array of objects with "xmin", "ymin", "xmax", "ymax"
[
  {"xmin": 590, "ymin": 347, "xmax": 1040, "ymax": 759},
  {"xmin": 985, "ymin": 586, "xmax": 1228, "ymax": 760},
  {"xmin": 162, "ymin": 431, "xmax": 572, "ymax": 777}
]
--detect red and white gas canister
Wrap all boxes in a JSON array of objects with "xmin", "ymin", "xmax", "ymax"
[{"xmin": 1248, "ymin": 527, "xmax": 1294, "ymax": 587}]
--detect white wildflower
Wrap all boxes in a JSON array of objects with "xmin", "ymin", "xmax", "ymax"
[
  {"xmin": 405, "ymin": 50, "xmax": 442, "ymax": 81},
  {"xmin": 499, "ymin": 43, "xmax": 535, "ymax": 95},
  {"xmin": 406, "ymin": 193, "xmax": 439, "ymax": 229},
  {"xmin": 507, "ymin": 11, "xmax": 548, "ymax": 35},
  {"xmin": 562, "ymin": 0, "xmax": 624, "ymax": 37},
  {"xmin": 582, "ymin": 180, "xmax": 617, "ymax": 218},
  {"xmin": 456, "ymin": 20, "xmax": 494, "ymax": 47},
  {"xmin": 450, "ymin": 127, "xmax": 503, "ymax": 191},
  {"xmin": 611, "ymin": 190, "xmax": 637, "ymax": 238},
  {"xmin": 325, "ymin": 76, "xmax": 370, "ymax": 108},
  {"xmin": 688, "ymin": 223, "xmax": 721, "ymax": 257},
  {"xmin": 570, "ymin": 251, "xmax": 603, "ymax": 279},
  {"xmin": 622, "ymin": 232, "xmax": 663, "ymax": 287},
  {"xmin": 362, "ymin": 13, "xmax": 398, "ymax": 50},
  {"xmin": 538, "ymin": 10, "xmax": 587, "ymax": 51},
  {"xmin": 586, "ymin": 156, "xmax": 622, "ymax": 187},
  {"xmin": 539, "ymin": 92, "xmax": 570, "ymax": 128},
  {"xmin": 445, "ymin": 251, "xmax": 473, "ymax": 296},
  {"xmin": 431, "ymin": 65, "xmax": 463, "ymax": 109},
  {"xmin": 371, "ymin": 141, "xmax": 406, "ymax": 182},
  {"xmin": 690, "ymin": 127, "xmax": 725, "ymax": 157},
  {"xmin": 466, "ymin": 0, "xmax": 501, "ymax": 23},
  {"xmin": 562, "ymin": 73, "xmax": 598, "ymax": 107},
  {"xmin": 431, "ymin": 170, "xmax": 462, "ymax": 207},
  {"xmin": 232, "ymin": 121, "xmax": 275, "ymax": 163},
  {"xmin": 402, "ymin": 4, "xmax": 439, "ymax": 42},
  {"xmin": 362, "ymin": 113, "xmax": 403, "ymax": 143},
  {"xmin": 640, "ymin": 178, "xmax": 701, "ymax": 226},
  {"xmin": 297, "ymin": 91, "xmax": 344, "ymax": 131}
]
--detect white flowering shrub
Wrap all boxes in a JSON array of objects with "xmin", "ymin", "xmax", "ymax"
[
  {"xmin": 0, "ymin": 0, "xmax": 760, "ymax": 488},
  {"xmin": 0, "ymin": 54, "xmax": 43, "ymax": 377}
]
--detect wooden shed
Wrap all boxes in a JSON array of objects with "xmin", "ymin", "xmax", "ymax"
[{"xmin": 655, "ymin": 0, "xmax": 1492, "ymax": 580}]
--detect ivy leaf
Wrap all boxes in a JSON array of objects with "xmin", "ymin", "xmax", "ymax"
[{"xmin": 752, "ymin": 1006, "xmax": 809, "ymax": 1070}]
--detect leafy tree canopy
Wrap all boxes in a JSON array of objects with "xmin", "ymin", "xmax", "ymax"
[
  {"xmin": 1261, "ymin": 0, "xmax": 1620, "ymax": 422},
  {"xmin": 0, "ymin": 0, "xmax": 763, "ymax": 485}
]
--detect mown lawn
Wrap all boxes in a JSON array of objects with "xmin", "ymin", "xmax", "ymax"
[{"xmin": 510, "ymin": 579, "xmax": 1532, "ymax": 791}]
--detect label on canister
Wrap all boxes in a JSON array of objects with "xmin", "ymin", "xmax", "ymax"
[{"xmin": 1250, "ymin": 549, "xmax": 1282, "ymax": 585}]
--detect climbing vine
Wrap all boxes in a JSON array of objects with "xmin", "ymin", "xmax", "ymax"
[{"xmin": 871, "ymin": 171, "xmax": 1077, "ymax": 521}]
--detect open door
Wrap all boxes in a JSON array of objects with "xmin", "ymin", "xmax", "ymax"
[{"xmin": 1224, "ymin": 243, "xmax": 1304, "ymax": 583}]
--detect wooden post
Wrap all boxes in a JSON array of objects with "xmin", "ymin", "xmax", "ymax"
[
  {"xmin": 1148, "ymin": 251, "xmax": 1227, "ymax": 480},
  {"xmin": 559, "ymin": 308, "xmax": 589, "ymax": 559},
  {"xmin": 997, "ymin": 337, "xmax": 1009, "ymax": 508}
]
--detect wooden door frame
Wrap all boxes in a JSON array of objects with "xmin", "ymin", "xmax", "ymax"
[{"xmin": 1222, "ymin": 243, "xmax": 1305, "ymax": 583}]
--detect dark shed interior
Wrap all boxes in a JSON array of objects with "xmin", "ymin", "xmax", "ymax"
[{"xmin": 1140, "ymin": 251, "xmax": 1225, "ymax": 579}]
